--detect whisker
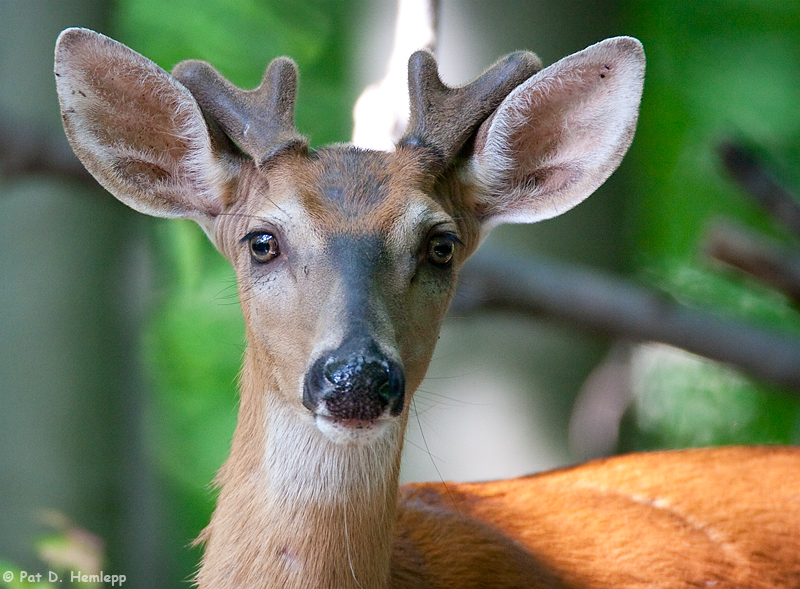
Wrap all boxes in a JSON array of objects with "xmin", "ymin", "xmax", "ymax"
[
  {"xmin": 342, "ymin": 500, "xmax": 366, "ymax": 589},
  {"xmin": 411, "ymin": 398, "xmax": 461, "ymax": 517}
]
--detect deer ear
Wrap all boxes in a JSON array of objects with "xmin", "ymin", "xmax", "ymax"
[
  {"xmin": 467, "ymin": 37, "xmax": 645, "ymax": 229},
  {"xmin": 55, "ymin": 28, "xmax": 234, "ymax": 222}
]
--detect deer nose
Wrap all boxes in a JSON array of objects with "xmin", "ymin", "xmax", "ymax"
[{"xmin": 303, "ymin": 341, "xmax": 405, "ymax": 421}]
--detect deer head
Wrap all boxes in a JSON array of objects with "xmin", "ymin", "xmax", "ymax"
[{"xmin": 55, "ymin": 27, "xmax": 644, "ymax": 588}]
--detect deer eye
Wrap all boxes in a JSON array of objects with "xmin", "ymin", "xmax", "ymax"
[
  {"xmin": 246, "ymin": 231, "xmax": 280, "ymax": 263},
  {"xmin": 426, "ymin": 234, "xmax": 458, "ymax": 267}
]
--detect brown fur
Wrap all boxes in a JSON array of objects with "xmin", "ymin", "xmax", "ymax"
[{"xmin": 397, "ymin": 446, "xmax": 800, "ymax": 588}]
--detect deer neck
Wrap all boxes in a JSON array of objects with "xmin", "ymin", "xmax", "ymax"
[{"xmin": 196, "ymin": 346, "xmax": 406, "ymax": 589}]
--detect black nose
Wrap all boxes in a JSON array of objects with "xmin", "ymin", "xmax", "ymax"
[{"xmin": 303, "ymin": 340, "xmax": 405, "ymax": 421}]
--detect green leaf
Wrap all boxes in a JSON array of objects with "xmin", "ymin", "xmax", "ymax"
[{"xmin": 115, "ymin": 0, "xmax": 356, "ymax": 144}]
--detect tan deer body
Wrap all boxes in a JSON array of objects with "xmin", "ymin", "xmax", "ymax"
[{"xmin": 55, "ymin": 28, "xmax": 800, "ymax": 589}]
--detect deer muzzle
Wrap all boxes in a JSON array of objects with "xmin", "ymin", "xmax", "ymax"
[{"xmin": 303, "ymin": 338, "xmax": 405, "ymax": 438}]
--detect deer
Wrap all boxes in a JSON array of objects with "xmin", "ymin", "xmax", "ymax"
[{"xmin": 54, "ymin": 27, "xmax": 800, "ymax": 589}]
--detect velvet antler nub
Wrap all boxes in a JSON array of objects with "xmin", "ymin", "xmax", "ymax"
[
  {"xmin": 173, "ymin": 57, "xmax": 307, "ymax": 166},
  {"xmin": 398, "ymin": 50, "xmax": 541, "ymax": 162}
]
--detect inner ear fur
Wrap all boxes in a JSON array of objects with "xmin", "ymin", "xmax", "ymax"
[
  {"xmin": 468, "ymin": 36, "xmax": 645, "ymax": 228},
  {"xmin": 55, "ymin": 28, "xmax": 234, "ymax": 221}
]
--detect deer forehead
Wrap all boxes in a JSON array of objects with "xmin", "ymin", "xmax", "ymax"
[{"xmin": 223, "ymin": 147, "xmax": 459, "ymax": 255}]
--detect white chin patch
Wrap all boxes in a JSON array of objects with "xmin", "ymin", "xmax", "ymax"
[{"xmin": 315, "ymin": 415, "xmax": 391, "ymax": 445}]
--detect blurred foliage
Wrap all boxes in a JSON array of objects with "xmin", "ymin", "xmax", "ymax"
[
  {"xmin": 116, "ymin": 0, "xmax": 358, "ymax": 145},
  {"xmin": 621, "ymin": 0, "xmax": 800, "ymax": 449},
  {"xmin": 646, "ymin": 257, "xmax": 800, "ymax": 337},
  {"xmin": 625, "ymin": 0, "xmax": 800, "ymax": 259},
  {"xmin": 620, "ymin": 344, "xmax": 800, "ymax": 451},
  {"xmin": 140, "ymin": 220, "xmax": 242, "ymax": 557},
  {"xmin": 0, "ymin": 511, "xmax": 105, "ymax": 589}
]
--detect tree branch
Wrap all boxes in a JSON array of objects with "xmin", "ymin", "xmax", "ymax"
[
  {"xmin": 0, "ymin": 117, "xmax": 91, "ymax": 180},
  {"xmin": 705, "ymin": 220, "xmax": 800, "ymax": 306},
  {"xmin": 452, "ymin": 248, "xmax": 800, "ymax": 391},
  {"xmin": 719, "ymin": 139, "xmax": 800, "ymax": 238}
]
